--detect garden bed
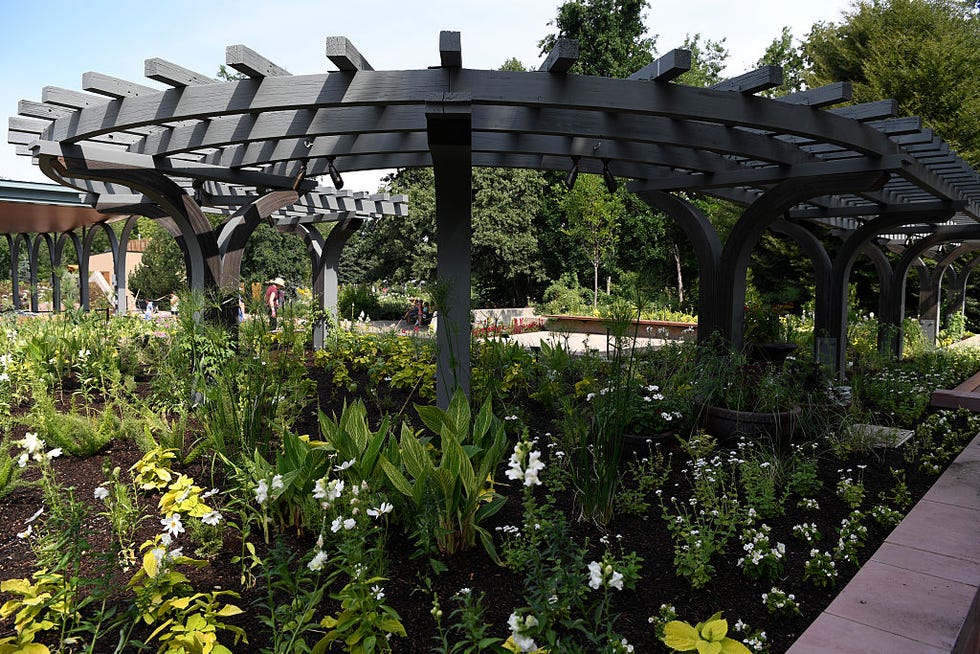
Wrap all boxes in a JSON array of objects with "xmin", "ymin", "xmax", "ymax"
[{"xmin": 2, "ymin": 314, "xmax": 980, "ymax": 653}]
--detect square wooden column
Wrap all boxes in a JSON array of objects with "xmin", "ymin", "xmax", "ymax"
[{"xmin": 427, "ymin": 99, "xmax": 472, "ymax": 409}]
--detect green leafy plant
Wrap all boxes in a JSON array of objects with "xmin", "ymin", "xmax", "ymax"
[{"xmin": 380, "ymin": 390, "xmax": 508, "ymax": 558}]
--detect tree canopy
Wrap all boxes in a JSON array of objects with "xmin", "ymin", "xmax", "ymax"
[{"xmin": 805, "ymin": 0, "xmax": 980, "ymax": 166}]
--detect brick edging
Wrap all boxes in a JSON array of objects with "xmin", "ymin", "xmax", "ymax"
[{"xmin": 787, "ymin": 433, "xmax": 980, "ymax": 653}]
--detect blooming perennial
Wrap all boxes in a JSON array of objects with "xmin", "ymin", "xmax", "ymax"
[
  {"xmin": 505, "ymin": 437, "xmax": 545, "ymax": 487},
  {"xmin": 507, "ymin": 612, "xmax": 539, "ymax": 652},
  {"xmin": 587, "ymin": 560, "xmax": 624, "ymax": 590},
  {"xmin": 161, "ymin": 513, "xmax": 185, "ymax": 537}
]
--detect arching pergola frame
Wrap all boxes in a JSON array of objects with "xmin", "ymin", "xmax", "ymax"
[{"xmin": 9, "ymin": 32, "xmax": 980, "ymax": 404}]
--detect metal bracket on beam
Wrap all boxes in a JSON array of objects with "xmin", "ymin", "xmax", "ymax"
[
  {"xmin": 439, "ymin": 31, "xmax": 462, "ymax": 68},
  {"xmin": 325, "ymin": 37, "xmax": 374, "ymax": 72},
  {"xmin": 710, "ymin": 65, "xmax": 783, "ymax": 94},
  {"xmin": 538, "ymin": 38, "xmax": 579, "ymax": 74},
  {"xmin": 628, "ymin": 49, "xmax": 691, "ymax": 82},
  {"xmin": 226, "ymin": 44, "xmax": 291, "ymax": 78},
  {"xmin": 145, "ymin": 58, "xmax": 215, "ymax": 87}
]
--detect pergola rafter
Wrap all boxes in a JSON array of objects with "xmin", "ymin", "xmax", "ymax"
[{"xmin": 8, "ymin": 31, "xmax": 980, "ymax": 402}]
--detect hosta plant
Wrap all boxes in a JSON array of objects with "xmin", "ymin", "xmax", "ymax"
[{"xmin": 661, "ymin": 612, "xmax": 752, "ymax": 654}]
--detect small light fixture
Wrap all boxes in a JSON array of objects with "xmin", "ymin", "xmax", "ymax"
[
  {"xmin": 292, "ymin": 160, "xmax": 308, "ymax": 191},
  {"xmin": 327, "ymin": 157, "xmax": 344, "ymax": 190},
  {"xmin": 565, "ymin": 156, "xmax": 580, "ymax": 190},
  {"xmin": 602, "ymin": 158, "xmax": 617, "ymax": 194}
]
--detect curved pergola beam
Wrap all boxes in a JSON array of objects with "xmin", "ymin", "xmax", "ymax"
[{"xmin": 81, "ymin": 221, "xmax": 119, "ymax": 311}]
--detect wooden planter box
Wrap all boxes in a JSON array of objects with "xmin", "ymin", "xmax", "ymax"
[{"xmin": 542, "ymin": 315, "xmax": 697, "ymax": 340}]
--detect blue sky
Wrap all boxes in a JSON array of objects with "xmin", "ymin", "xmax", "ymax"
[{"xmin": 0, "ymin": 0, "xmax": 854, "ymax": 190}]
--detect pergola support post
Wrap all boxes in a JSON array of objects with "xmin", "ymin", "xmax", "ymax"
[
  {"xmin": 318, "ymin": 216, "xmax": 364, "ymax": 349},
  {"xmin": 916, "ymin": 263, "xmax": 941, "ymax": 348},
  {"xmin": 427, "ymin": 100, "xmax": 473, "ymax": 409},
  {"xmin": 634, "ymin": 190, "xmax": 723, "ymax": 342}
]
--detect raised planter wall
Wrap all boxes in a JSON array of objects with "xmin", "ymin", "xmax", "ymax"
[
  {"xmin": 542, "ymin": 315, "xmax": 698, "ymax": 340},
  {"xmin": 788, "ymin": 432, "xmax": 980, "ymax": 654}
]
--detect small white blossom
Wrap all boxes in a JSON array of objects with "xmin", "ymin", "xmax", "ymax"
[
  {"xmin": 94, "ymin": 486, "xmax": 110, "ymax": 500},
  {"xmin": 161, "ymin": 513, "xmax": 185, "ymax": 537},
  {"xmin": 201, "ymin": 510, "xmax": 223, "ymax": 526}
]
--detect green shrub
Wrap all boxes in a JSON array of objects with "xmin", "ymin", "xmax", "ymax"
[{"xmin": 338, "ymin": 284, "xmax": 382, "ymax": 322}]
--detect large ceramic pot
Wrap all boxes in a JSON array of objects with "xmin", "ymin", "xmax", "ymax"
[
  {"xmin": 702, "ymin": 404, "xmax": 801, "ymax": 449},
  {"xmin": 747, "ymin": 342, "xmax": 798, "ymax": 364}
]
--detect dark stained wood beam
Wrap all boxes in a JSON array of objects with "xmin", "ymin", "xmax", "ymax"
[
  {"xmin": 829, "ymin": 99, "xmax": 897, "ymax": 121},
  {"xmin": 710, "ymin": 65, "xmax": 782, "ymax": 94},
  {"xmin": 776, "ymin": 82, "xmax": 851, "ymax": 107},
  {"xmin": 538, "ymin": 38, "xmax": 578, "ymax": 74},
  {"xmin": 628, "ymin": 49, "xmax": 691, "ymax": 82},
  {"xmin": 325, "ymin": 37, "xmax": 373, "ymax": 72},
  {"xmin": 439, "ymin": 31, "xmax": 462, "ymax": 68}
]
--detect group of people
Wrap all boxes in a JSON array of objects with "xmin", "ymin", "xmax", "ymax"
[{"xmin": 403, "ymin": 298, "xmax": 431, "ymax": 330}]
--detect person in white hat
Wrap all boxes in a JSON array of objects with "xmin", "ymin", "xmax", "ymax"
[{"xmin": 265, "ymin": 278, "xmax": 284, "ymax": 330}]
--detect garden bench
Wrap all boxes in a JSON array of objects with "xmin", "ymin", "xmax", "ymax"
[{"xmin": 930, "ymin": 369, "xmax": 980, "ymax": 411}]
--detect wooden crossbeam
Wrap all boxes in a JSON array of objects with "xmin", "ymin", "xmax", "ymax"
[
  {"xmin": 145, "ymin": 58, "xmax": 215, "ymax": 87},
  {"xmin": 869, "ymin": 117, "xmax": 923, "ymax": 136},
  {"xmin": 628, "ymin": 49, "xmax": 691, "ymax": 82},
  {"xmin": 776, "ymin": 82, "xmax": 851, "ymax": 107},
  {"xmin": 829, "ymin": 99, "xmax": 897, "ymax": 121},
  {"xmin": 8, "ymin": 116, "xmax": 49, "ymax": 135},
  {"xmin": 18, "ymin": 100, "xmax": 74, "ymax": 120},
  {"xmin": 226, "ymin": 44, "xmax": 290, "ymax": 78},
  {"xmin": 41, "ymin": 87, "xmax": 108, "ymax": 110},
  {"xmin": 439, "ymin": 31, "xmax": 462, "ymax": 68},
  {"xmin": 538, "ymin": 38, "xmax": 578, "ymax": 74},
  {"xmin": 82, "ymin": 72, "xmax": 158, "ymax": 99},
  {"xmin": 325, "ymin": 37, "xmax": 373, "ymax": 71},
  {"xmin": 710, "ymin": 65, "xmax": 782, "ymax": 94}
]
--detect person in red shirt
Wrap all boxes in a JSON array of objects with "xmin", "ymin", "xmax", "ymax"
[{"xmin": 265, "ymin": 277, "xmax": 284, "ymax": 330}]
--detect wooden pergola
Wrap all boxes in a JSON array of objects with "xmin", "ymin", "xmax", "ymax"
[{"xmin": 8, "ymin": 32, "xmax": 980, "ymax": 405}]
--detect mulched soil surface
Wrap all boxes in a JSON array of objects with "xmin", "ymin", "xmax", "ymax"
[{"xmin": 0, "ymin": 368, "xmax": 951, "ymax": 653}]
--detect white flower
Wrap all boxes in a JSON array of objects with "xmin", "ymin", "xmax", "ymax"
[
  {"xmin": 588, "ymin": 561, "xmax": 604, "ymax": 589},
  {"xmin": 255, "ymin": 479, "xmax": 269, "ymax": 505},
  {"xmin": 46, "ymin": 448, "xmax": 62, "ymax": 460},
  {"xmin": 367, "ymin": 502, "xmax": 393, "ymax": 518},
  {"xmin": 202, "ymin": 510, "xmax": 223, "ymax": 526},
  {"xmin": 331, "ymin": 516, "xmax": 344, "ymax": 532},
  {"xmin": 507, "ymin": 613, "xmax": 539, "ymax": 652},
  {"xmin": 334, "ymin": 458, "xmax": 355, "ymax": 472},
  {"xmin": 371, "ymin": 584, "xmax": 385, "ymax": 600},
  {"xmin": 18, "ymin": 432, "xmax": 43, "ymax": 456},
  {"xmin": 201, "ymin": 487, "xmax": 220, "ymax": 499},
  {"xmin": 308, "ymin": 550, "xmax": 329, "ymax": 571},
  {"xmin": 17, "ymin": 452, "xmax": 28, "ymax": 468},
  {"xmin": 343, "ymin": 518, "xmax": 356, "ymax": 530},
  {"xmin": 94, "ymin": 486, "xmax": 110, "ymax": 500},
  {"xmin": 26, "ymin": 507, "xmax": 43, "ymax": 523},
  {"xmin": 16, "ymin": 525, "xmax": 32, "ymax": 539},
  {"xmin": 271, "ymin": 474, "xmax": 284, "ymax": 491},
  {"xmin": 161, "ymin": 513, "xmax": 184, "ymax": 537}
]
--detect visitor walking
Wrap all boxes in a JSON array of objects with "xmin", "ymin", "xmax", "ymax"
[{"xmin": 266, "ymin": 277, "xmax": 284, "ymax": 330}]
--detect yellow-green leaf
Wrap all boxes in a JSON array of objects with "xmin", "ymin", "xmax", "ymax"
[
  {"xmin": 701, "ymin": 618, "xmax": 728, "ymax": 642},
  {"xmin": 696, "ymin": 641, "xmax": 721, "ymax": 654},
  {"xmin": 719, "ymin": 637, "xmax": 753, "ymax": 654},
  {"xmin": 216, "ymin": 604, "xmax": 243, "ymax": 617},
  {"xmin": 663, "ymin": 620, "xmax": 701, "ymax": 651}
]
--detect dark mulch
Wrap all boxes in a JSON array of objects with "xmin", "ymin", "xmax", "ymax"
[{"xmin": 0, "ymin": 366, "xmax": 953, "ymax": 653}]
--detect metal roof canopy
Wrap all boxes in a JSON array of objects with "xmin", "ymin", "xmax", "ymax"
[
  {"xmin": 0, "ymin": 179, "xmax": 108, "ymax": 233},
  {"xmin": 8, "ymin": 32, "xmax": 980, "ymax": 402}
]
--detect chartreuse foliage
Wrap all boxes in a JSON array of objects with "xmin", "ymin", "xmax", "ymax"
[
  {"xmin": 380, "ymin": 390, "xmax": 508, "ymax": 558},
  {"xmin": 662, "ymin": 612, "xmax": 752, "ymax": 654}
]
